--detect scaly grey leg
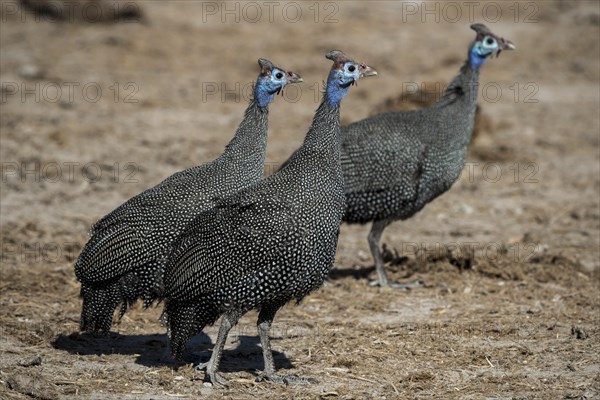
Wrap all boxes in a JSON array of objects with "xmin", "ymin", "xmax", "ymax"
[
  {"xmin": 196, "ymin": 311, "xmax": 240, "ymax": 387},
  {"xmin": 256, "ymin": 305, "xmax": 312, "ymax": 384},
  {"xmin": 367, "ymin": 219, "xmax": 391, "ymax": 287},
  {"xmin": 367, "ymin": 220, "xmax": 425, "ymax": 289}
]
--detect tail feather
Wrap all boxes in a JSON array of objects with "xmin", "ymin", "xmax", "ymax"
[
  {"xmin": 80, "ymin": 282, "xmax": 122, "ymax": 333},
  {"xmin": 79, "ymin": 262, "xmax": 165, "ymax": 333},
  {"xmin": 75, "ymin": 225, "xmax": 150, "ymax": 284},
  {"xmin": 164, "ymin": 298, "xmax": 220, "ymax": 360}
]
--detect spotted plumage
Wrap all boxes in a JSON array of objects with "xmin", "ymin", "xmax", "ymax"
[
  {"xmin": 74, "ymin": 59, "xmax": 302, "ymax": 333},
  {"xmin": 162, "ymin": 50, "xmax": 377, "ymax": 385},
  {"xmin": 340, "ymin": 23, "xmax": 515, "ymax": 286}
]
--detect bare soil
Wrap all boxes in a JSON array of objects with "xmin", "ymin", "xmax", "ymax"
[{"xmin": 1, "ymin": 1, "xmax": 599, "ymax": 399}]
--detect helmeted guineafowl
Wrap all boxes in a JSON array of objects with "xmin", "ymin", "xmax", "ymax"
[
  {"xmin": 74, "ymin": 59, "xmax": 302, "ymax": 333},
  {"xmin": 162, "ymin": 50, "xmax": 377, "ymax": 386},
  {"xmin": 341, "ymin": 23, "xmax": 515, "ymax": 287}
]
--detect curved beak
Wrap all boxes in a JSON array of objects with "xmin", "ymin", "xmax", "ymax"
[
  {"xmin": 503, "ymin": 39, "xmax": 516, "ymax": 51},
  {"xmin": 494, "ymin": 38, "xmax": 516, "ymax": 58},
  {"xmin": 286, "ymin": 71, "xmax": 303, "ymax": 84},
  {"xmin": 359, "ymin": 64, "xmax": 378, "ymax": 78}
]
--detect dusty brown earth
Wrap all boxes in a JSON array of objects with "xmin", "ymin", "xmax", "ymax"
[{"xmin": 1, "ymin": 1, "xmax": 599, "ymax": 399}]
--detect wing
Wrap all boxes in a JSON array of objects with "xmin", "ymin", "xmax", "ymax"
[
  {"xmin": 163, "ymin": 190, "xmax": 299, "ymax": 301},
  {"xmin": 76, "ymin": 224, "xmax": 152, "ymax": 282},
  {"xmin": 76, "ymin": 167, "xmax": 214, "ymax": 283},
  {"xmin": 90, "ymin": 167, "xmax": 212, "ymax": 235},
  {"xmin": 341, "ymin": 113, "xmax": 428, "ymax": 201}
]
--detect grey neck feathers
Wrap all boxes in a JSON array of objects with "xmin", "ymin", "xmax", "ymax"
[
  {"xmin": 284, "ymin": 97, "xmax": 341, "ymax": 172},
  {"xmin": 220, "ymin": 100, "xmax": 269, "ymax": 163},
  {"xmin": 431, "ymin": 59, "xmax": 481, "ymax": 149},
  {"xmin": 438, "ymin": 60, "xmax": 481, "ymax": 107}
]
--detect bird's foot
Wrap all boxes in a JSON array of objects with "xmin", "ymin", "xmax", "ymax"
[
  {"xmin": 256, "ymin": 372, "xmax": 315, "ymax": 385},
  {"xmin": 194, "ymin": 361, "xmax": 209, "ymax": 371},
  {"xmin": 195, "ymin": 361, "xmax": 229, "ymax": 387},
  {"xmin": 368, "ymin": 278, "xmax": 425, "ymax": 290}
]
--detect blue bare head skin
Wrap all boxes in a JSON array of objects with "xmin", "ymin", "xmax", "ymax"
[
  {"xmin": 468, "ymin": 23, "xmax": 515, "ymax": 70},
  {"xmin": 254, "ymin": 58, "xmax": 303, "ymax": 108},
  {"xmin": 325, "ymin": 50, "xmax": 377, "ymax": 108}
]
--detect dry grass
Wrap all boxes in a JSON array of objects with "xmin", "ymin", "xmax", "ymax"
[{"xmin": 1, "ymin": 1, "xmax": 599, "ymax": 399}]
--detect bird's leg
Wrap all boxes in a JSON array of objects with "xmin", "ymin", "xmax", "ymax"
[
  {"xmin": 158, "ymin": 332, "xmax": 184, "ymax": 366},
  {"xmin": 159, "ymin": 338, "xmax": 174, "ymax": 364},
  {"xmin": 255, "ymin": 305, "xmax": 313, "ymax": 385},
  {"xmin": 367, "ymin": 219, "xmax": 391, "ymax": 287},
  {"xmin": 367, "ymin": 220, "xmax": 425, "ymax": 289},
  {"xmin": 196, "ymin": 311, "xmax": 239, "ymax": 387}
]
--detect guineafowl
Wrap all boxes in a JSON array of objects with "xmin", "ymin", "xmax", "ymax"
[
  {"xmin": 75, "ymin": 59, "xmax": 302, "ymax": 333},
  {"xmin": 341, "ymin": 23, "xmax": 515, "ymax": 287},
  {"xmin": 162, "ymin": 51, "xmax": 377, "ymax": 386}
]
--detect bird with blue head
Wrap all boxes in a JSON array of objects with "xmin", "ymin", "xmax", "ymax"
[
  {"xmin": 276, "ymin": 23, "xmax": 515, "ymax": 289},
  {"xmin": 75, "ymin": 58, "xmax": 302, "ymax": 335},
  {"xmin": 162, "ymin": 50, "xmax": 377, "ymax": 386},
  {"xmin": 469, "ymin": 23, "xmax": 515, "ymax": 69}
]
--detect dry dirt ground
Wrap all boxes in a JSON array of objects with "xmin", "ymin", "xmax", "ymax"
[{"xmin": 1, "ymin": 1, "xmax": 599, "ymax": 399}]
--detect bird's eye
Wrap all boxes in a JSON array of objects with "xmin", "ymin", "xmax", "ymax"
[
  {"xmin": 485, "ymin": 37, "xmax": 495, "ymax": 46},
  {"xmin": 275, "ymin": 72, "xmax": 284, "ymax": 79},
  {"xmin": 348, "ymin": 65, "xmax": 356, "ymax": 72}
]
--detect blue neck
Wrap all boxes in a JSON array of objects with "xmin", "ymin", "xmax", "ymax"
[
  {"xmin": 469, "ymin": 44, "xmax": 489, "ymax": 70},
  {"xmin": 325, "ymin": 70, "xmax": 350, "ymax": 108},
  {"xmin": 255, "ymin": 79, "xmax": 276, "ymax": 108}
]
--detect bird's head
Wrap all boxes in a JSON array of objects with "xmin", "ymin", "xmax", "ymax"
[
  {"xmin": 255, "ymin": 58, "xmax": 303, "ymax": 107},
  {"xmin": 325, "ymin": 50, "xmax": 377, "ymax": 107},
  {"xmin": 469, "ymin": 23, "xmax": 515, "ymax": 70}
]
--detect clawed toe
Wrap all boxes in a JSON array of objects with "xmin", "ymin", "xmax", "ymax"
[
  {"xmin": 195, "ymin": 361, "xmax": 209, "ymax": 371},
  {"xmin": 368, "ymin": 278, "xmax": 385, "ymax": 287},
  {"xmin": 206, "ymin": 371, "xmax": 229, "ymax": 387},
  {"xmin": 195, "ymin": 362, "xmax": 229, "ymax": 387}
]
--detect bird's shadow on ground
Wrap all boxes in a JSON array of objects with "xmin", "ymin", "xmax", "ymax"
[
  {"xmin": 52, "ymin": 332, "xmax": 293, "ymax": 372},
  {"xmin": 328, "ymin": 264, "xmax": 375, "ymax": 280},
  {"xmin": 53, "ymin": 331, "xmax": 182, "ymax": 367},
  {"xmin": 329, "ymin": 255, "xmax": 411, "ymax": 281},
  {"xmin": 188, "ymin": 335, "xmax": 294, "ymax": 375}
]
